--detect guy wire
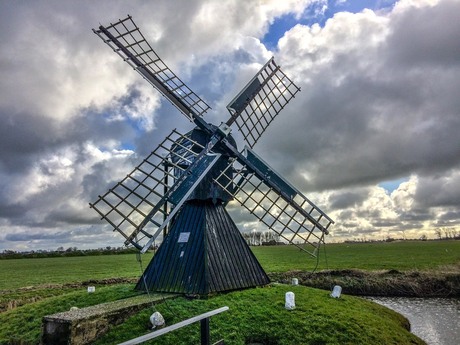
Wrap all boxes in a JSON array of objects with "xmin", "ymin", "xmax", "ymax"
[
  {"xmin": 136, "ymin": 244, "xmax": 176, "ymax": 317},
  {"xmin": 136, "ymin": 251, "xmax": 157, "ymax": 313}
]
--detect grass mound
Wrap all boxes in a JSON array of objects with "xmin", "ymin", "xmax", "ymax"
[
  {"xmin": 0, "ymin": 283, "xmax": 425, "ymax": 345},
  {"xmin": 95, "ymin": 284, "xmax": 424, "ymax": 345}
]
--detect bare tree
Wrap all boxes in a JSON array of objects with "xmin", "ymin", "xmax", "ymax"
[
  {"xmin": 242, "ymin": 232, "xmax": 251, "ymax": 245},
  {"xmin": 253, "ymin": 231, "xmax": 262, "ymax": 246},
  {"xmin": 434, "ymin": 228, "xmax": 442, "ymax": 240}
]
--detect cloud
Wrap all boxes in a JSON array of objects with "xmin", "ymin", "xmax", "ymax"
[
  {"xmin": 260, "ymin": 0, "xmax": 460, "ymax": 240},
  {"xmin": 328, "ymin": 189, "xmax": 370, "ymax": 210},
  {"xmin": 0, "ymin": 0, "xmax": 459, "ymax": 251},
  {"xmin": 267, "ymin": 0, "xmax": 460, "ymax": 190}
]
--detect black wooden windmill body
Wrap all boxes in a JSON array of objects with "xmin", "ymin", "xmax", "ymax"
[{"xmin": 90, "ymin": 16, "xmax": 334, "ymax": 295}]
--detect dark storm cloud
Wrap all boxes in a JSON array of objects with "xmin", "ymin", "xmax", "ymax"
[
  {"xmin": 270, "ymin": 69, "xmax": 460, "ymax": 191},
  {"xmin": 414, "ymin": 172, "xmax": 460, "ymax": 208},
  {"xmin": 0, "ymin": 109, "xmax": 62, "ymax": 173},
  {"xmin": 0, "ymin": 101, "xmax": 135, "ymax": 176},
  {"xmin": 328, "ymin": 189, "xmax": 369, "ymax": 210},
  {"xmin": 371, "ymin": 220, "xmax": 399, "ymax": 228},
  {"xmin": 399, "ymin": 209, "xmax": 433, "ymax": 222},
  {"xmin": 386, "ymin": 0, "xmax": 460, "ymax": 67},
  {"xmin": 0, "ymin": 204, "xmax": 25, "ymax": 220},
  {"xmin": 437, "ymin": 210, "xmax": 460, "ymax": 223},
  {"xmin": 5, "ymin": 231, "xmax": 69, "ymax": 242}
]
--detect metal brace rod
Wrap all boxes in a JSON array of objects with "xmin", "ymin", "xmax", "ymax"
[{"xmin": 118, "ymin": 306, "xmax": 229, "ymax": 345}]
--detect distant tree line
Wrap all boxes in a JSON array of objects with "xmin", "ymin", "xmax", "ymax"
[
  {"xmin": 344, "ymin": 226, "xmax": 459, "ymax": 244},
  {"xmin": 241, "ymin": 230, "xmax": 284, "ymax": 246},
  {"xmin": 434, "ymin": 227, "xmax": 460, "ymax": 240},
  {"xmin": 0, "ymin": 246, "xmax": 140, "ymax": 260}
]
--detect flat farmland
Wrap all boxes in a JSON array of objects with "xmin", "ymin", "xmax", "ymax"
[
  {"xmin": 0, "ymin": 253, "xmax": 153, "ymax": 290},
  {"xmin": 1, "ymin": 240, "xmax": 459, "ymax": 291},
  {"xmin": 252, "ymin": 240, "xmax": 460, "ymax": 272}
]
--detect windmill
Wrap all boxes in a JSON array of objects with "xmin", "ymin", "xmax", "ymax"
[{"xmin": 90, "ymin": 16, "xmax": 334, "ymax": 295}]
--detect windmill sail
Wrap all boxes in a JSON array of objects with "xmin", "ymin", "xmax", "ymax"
[
  {"xmin": 89, "ymin": 129, "xmax": 220, "ymax": 251},
  {"xmin": 226, "ymin": 58, "xmax": 300, "ymax": 148},
  {"xmin": 214, "ymin": 146, "xmax": 334, "ymax": 256},
  {"xmin": 93, "ymin": 16, "xmax": 210, "ymax": 121}
]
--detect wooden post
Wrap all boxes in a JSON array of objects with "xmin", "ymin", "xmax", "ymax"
[{"xmin": 200, "ymin": 317, "xmax": 210, "ymax": 345}]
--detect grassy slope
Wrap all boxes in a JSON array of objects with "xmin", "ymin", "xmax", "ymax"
[
  {"xmin": 0, "ymin": 284, "xmax": 139, "ymax": 345},
  {"xmin": 96, "ymin": 284, "xmax": 424, "ymax": 345}
]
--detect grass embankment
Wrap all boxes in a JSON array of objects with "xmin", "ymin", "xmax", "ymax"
[
  {"xmin": 255, "ymin": 240, "xmax": 460, "ymax": 297},
  {"xmin": 0, "ymin": 284, "xmax": 138, "ymax": 345},
  {"xmin": 95, "ymin": 284, "xmax": 425, "ymax": 345}
]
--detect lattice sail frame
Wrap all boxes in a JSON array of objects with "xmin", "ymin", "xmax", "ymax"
[
  {"xmin": 90, "ymin": 129, "xmax": 211, "ymax": 250},
  {"xmin": 93, "ymin": 16, "xmax": 210, "ymax": 121},
  {"xmin": 226, "ymin": 58, "xmax": 300, "ymax": 148},
  {"xmin": 215, "ymin": 148, "xmax": 334, "ymax": 256}
]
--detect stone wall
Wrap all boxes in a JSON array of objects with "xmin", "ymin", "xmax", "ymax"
[{"xmin": 41, "ymin": 293, "xmax": 175, "ymax": 345}]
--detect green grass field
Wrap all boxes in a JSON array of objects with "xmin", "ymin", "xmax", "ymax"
[
  {"xmin": 2, "ymin": 240, "xmax": 458, "ymax": 344},
  {"xmin": 1, "ymin": 240, "xmax": 458, "ymax": 291},
  {"xmin": 253, "ymin": 240, "xmax": 460, "ymax": 272},
  {"xmin": 0, "ymin": 253, "xmax": 153, "ymax": 290}
]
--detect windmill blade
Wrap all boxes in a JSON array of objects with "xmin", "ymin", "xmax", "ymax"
[
  {"xmin": 226, "ymin": 58, "xmax": 300, "ymax": 148},
  {"xmin": 90, "ymin": 129, "xmax": 221, "ymax": 251},
  {"xmin": 93, "ymin": 16, "xmax": 210, "ymax": 121},
  {"xmin": 214, "ymin": 146, "xmax": 334, "ymax": 256}
]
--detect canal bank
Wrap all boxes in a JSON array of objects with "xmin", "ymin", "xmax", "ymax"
[{"xmin": 268, "ymin": 268, "xmax": 460, "ymax": 297}]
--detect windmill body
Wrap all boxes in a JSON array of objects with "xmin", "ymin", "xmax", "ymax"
[
  {"xmin": 137, "ymin": 127, "xmax": 266, "ymax": 294},
  {"xmin": 90, "ymin": 16, "xmax": 334, "ymax": 294},
  {"xmin": 136, "ymin": 199, "xmax": 269, "ymax": 294}
]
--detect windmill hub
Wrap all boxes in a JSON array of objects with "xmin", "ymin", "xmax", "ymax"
[{"xmin": 172, "ymin": 126, "xmax": 236, "ymax": 203}]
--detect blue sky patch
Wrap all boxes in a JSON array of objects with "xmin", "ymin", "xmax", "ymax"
[
  {"xmin": 262, "ymin": 0, "xmax": 397, "ymax": 50},
  {"xmin": 379, "ymin": 176, "xmax": 410, "ymax": 193}
]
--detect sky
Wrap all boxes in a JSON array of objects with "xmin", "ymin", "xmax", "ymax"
[{"xmin": 0, "ymin": 0, "xmax": 459, "ymax": 252}]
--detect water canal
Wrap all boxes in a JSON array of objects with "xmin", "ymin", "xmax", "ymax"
[{"xmin": 366, "ymin": 297, "xmax": 459, "ymax": 345}]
